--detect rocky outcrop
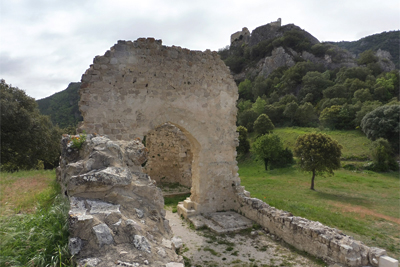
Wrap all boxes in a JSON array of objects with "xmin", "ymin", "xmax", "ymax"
[
  {"xmin": 57, "ymin": 134, "xmax": 183, "ymax": 267},
  {"xmin": 249, "ymin": 22, "xmax": 320, "ymax": 47},
  {"xmin": 376, "ymin": 49, "xmax": 396, "ymax": 72},
  {"xmin": 258, "ymin": 47, "xmax": 296, "ymax": 77}
]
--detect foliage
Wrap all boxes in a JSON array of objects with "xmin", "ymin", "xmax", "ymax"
[
  {"xmin": 251, "ymin": 96, "xmax": 267, "ymax": 115},
  {"xmin": 37, "ymin": 82, "xmax": 82, "ymax": 129},
  {"xmin": 293, "ymin": 133, "xmax": 342, "ymax": 190},
  {"xmin": 357, "ymin": 49, "xmax": 379, "ymax": 65},
  {"xmin": 237, "ymin": 126, "xmax": 250, "ymax": 155},
  {"xmin": 270, "ymin": 148, "xmax": 295, "ymax": 169},
  {"xmin": 294, "ymin": 102, "xmax": 318, "ymax": 127},
  {"xmin": 252, "ymin": 134, "xmax": 288, "ymax": 170},
  {"xmin": 70, "ymin": 132, "xmax": 87, "ymax": 150},
  {"xmin": 238, "ymin": 79, "xmax": 253, "ymax": 100},
  {"xmin": 370, "ymin": 138, "xmax": 398, "ymax": 172},
  {"xmin": 237, "ymin": 109, "xmax": 258, "ymax": 132},
  {"xmin": 360, "ymin": 104, "xmax": 400, "ymax": 152},
  {"xmin": 0, "ymin": 80, "xmax": 62, "ymax": 171},
  {"xmin": 253, "ymin": 114, "xmax": 274, "ymax": 135}
]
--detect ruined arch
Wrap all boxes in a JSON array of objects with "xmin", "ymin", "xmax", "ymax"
[
  {"xmin": 79, "ymin": 38, "xmax": 240, "ymax": 216},
  {"xmin": 144, "ymin": 122, "xmax": 193, "ymax": 189}
]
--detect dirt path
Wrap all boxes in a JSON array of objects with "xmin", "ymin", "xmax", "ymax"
[
  {"xmin": 332, "ymin": 202, "xmax": 400, "ymax": 225},
  {"xmin": 166, "ymin": 210, "xmax": 325, "ymax": 267}
]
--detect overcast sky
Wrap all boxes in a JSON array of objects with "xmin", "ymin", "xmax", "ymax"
[{"xmin": 1, "ymin": 0, "xmax": 399, "ymax": 100}]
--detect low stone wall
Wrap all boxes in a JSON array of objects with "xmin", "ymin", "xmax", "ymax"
[
  {"xmin": 235, "ymin": 190, "xmax": 390, "ymax": 267},
  {"xmin": 57, "ymin": 134, "xmax": 183, "ymax": 267}
]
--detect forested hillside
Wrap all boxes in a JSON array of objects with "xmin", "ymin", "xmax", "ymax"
[
  {"xmin": 329, "ymin": 31, "xmax": 399, "ymax": 69},
  {"xmin": 217, "ymin": 22, "xmax": 399, "ymax": 159},
  {"xmin": 36, "ymin": 82, "xmax": 82, "ymax": 128}
]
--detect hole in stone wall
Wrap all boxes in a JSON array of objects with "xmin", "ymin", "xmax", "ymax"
[{"xmin": 143, "ymin": 122, "xmax": 193, "ymax": 199}]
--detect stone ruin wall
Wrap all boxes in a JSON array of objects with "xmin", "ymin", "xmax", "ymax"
[
  {"xmin": 78, "ymin": 38, "xmax": 240, "ymax": 215},
  {"xmin": 144, "ymin": 122, "xmax": 193, "ymax": 188}
]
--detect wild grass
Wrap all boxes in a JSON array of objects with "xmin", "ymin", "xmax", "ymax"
[
  {"xmin": 0, "ymin": 170, "xmax": 57, "ymax": 215},
  {"xmin": 238, "ymin": 158, "xmax": 400, "ymax": 259},
  {"xmin": 0, "ymin": 170, "xmax": 74, "ymax": 267}
]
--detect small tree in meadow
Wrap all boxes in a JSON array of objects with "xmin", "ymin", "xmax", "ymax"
[
  {"xmin": 294, "ymin": 133, "xmax": 342, "ymax": 190},
  {"xmin": 252, "ymin": 134, "xmax": 284, "ymax": 170},
  {"xmin": 253, "ymin": 114, "xmax": 274, "ymax": 135},
  {"xmin": 370, "ymin": 138, "xmax": 398, "ymax": 172}
]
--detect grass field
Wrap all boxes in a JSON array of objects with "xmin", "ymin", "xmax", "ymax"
[
  {"xmin": 241, "ymin": 127, "xmax": 400, "ymax": 259},
  {"xmin": 0, "ymin": 170, "xmax": 73, "ymax": 267}
]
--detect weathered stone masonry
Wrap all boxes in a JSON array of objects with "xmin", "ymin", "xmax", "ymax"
[{"xmin": 78, "ymin": 38, "xmax": 240, "ymax": 216}]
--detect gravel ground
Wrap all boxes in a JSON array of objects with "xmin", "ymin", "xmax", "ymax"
[{"xmin": 166, "ymin": 210, "xmax": 327, "ymax": 267}]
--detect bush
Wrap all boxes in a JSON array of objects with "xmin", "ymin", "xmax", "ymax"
[
  {"xmin": 370, "ymin": 138, "xmax": 398, "ymax": 172},
  {"xmin": 237, "ymin": 126, "xmax": 250, "ymax": 155},
  {"xmin": 270, "ymin": 148, "xmax": 295, "ymax": 169}
]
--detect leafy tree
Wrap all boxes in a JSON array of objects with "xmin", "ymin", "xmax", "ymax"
[
  {"xmin": 270, "ymin": 148, "xmax": 294, "ymax": 169},
  {"xmin": 323, "ymin": 84, "xmax": 347, "ymax": 99},
  {"xmin": 1, "ymin": 80, "xmax": 61, "ymax": 171},
  {"xmin": 252, "ymin": 134, "xmax": 284, "ymax": 170},
  {"xmin": 237, "ymin": 126, "xmax": 250, "ymax": 155},
  {"xmin": 252, "ymin": 97, "xmax": 267, "ymax": 115},
  {"xmin": 238, "ymin": 79, "xmax": 253, "ymax": 101},
  {"xmin": 283, "ymin": 101, "xmax": 298, "ymax": 124},
  {"xmin": 353, "ymin": 88, "xmax": 373, "ymax": 103},
  {"xmin": 354, "ymin": 101, "xmax": 382, "ymax": 127},
  {"xmin": 295, "ymin": 102, "xmax": 318, "ymax": 127},
  {"xmin": 357, "ymin": 49, "xmax": 378, "ymax": 65},
  {"xmin": 299, "ymin": 71, "xmax": 333, "ymax": 104},
  {"xmin": 237, "ymin": 99, "xmax": 253, "ymax": 113},
  {"xmin": 252, "ymin": 76, "xmax": 270, "ymax": 100},
  {"xmin": 253, "ymin": 114, "xmax": 275, "ymax": 135},
  {"xmin": 237, "ymin": 109, "xmax": 258, "ymax": 132},
  {"xmin": 294, "ymin": 133, "xmax": 342, "ymax": 190},
  {"xmin": 319, "ymin": 104, "xmax": 354, "ymax": 130},
  {"xmin": 319, "ymin": 105, "xmax": 342, "ymax": 129},
  {"xmin": 361, "ymin": 104, "xmax": 400, "ymax": 152},
  {"xmin": 370, "ymin": 138, "xmax": 398, "ymax": 171},
  {"xmin": 335, "ymin": 67, "xmax": 371, "ymax": 84}
]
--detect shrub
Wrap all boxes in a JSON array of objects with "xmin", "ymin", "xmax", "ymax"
[
  {"xmin": 237, "ymin": 126, "xmax": 250, "ymax": 155},
  {"xmin": 370, "ymin": 138, "xmax": 398, "ymax": 172}
]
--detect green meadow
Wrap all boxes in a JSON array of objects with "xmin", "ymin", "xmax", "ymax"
[{"xmin": 240, "ymin": 127, "xmax": 399, "ymax": 259}]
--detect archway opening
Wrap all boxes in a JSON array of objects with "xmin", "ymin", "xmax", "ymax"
[{"xmin": 143, "ymin": 122, "xmax": 199, "ymax": 201}]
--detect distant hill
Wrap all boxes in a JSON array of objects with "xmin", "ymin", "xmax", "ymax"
[
  {"xmin": 328, "ymin": 31, "xmax": 399, "ymax": 69},
  {"xmin": 37, "ymin": 82, "xmax": 82, "ymax": 129}
]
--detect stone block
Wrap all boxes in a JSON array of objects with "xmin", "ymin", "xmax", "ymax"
[
  {"xmin": 92, "ymin": 223, "xmax": 113, "ymax": 247},
  {"xmin": 379, "ymin": 256, "xmax": 398, "ymax": 267}
]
